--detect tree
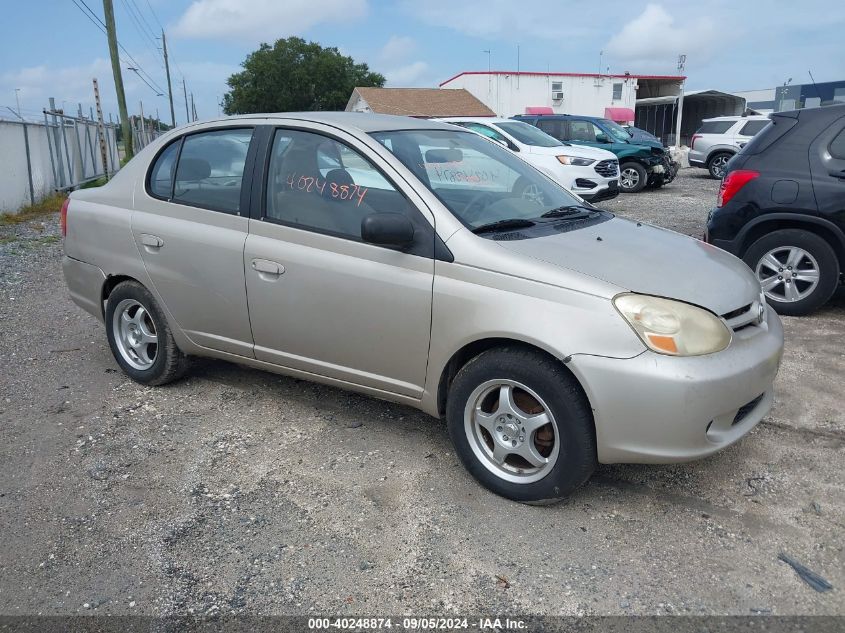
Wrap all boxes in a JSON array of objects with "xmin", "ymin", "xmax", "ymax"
[{"xmin": 222, "ymin": 37, "xmax": 385, "ymax": 114}]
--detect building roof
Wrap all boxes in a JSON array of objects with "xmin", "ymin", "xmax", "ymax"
[
  {"xmin": 347, "ymin": 87, "xmax": 495, "ymax": 117},
  {"xmin": 440, "ymin": 71, "xmax": 686, "ymax": 87}
]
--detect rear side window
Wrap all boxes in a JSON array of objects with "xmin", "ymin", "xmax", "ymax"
[
  {"xmin": 741, "ymin": 116, "xmax": 798, "ymax": 155},
  {"xmin": 148, "ymin": 141, "xmax": 179, "ymax": 198},
  {"xmin": 172, "ymin": 128, "xmax": 253, "ymax": 214},
  {"xmin": 738, "ymin": 120, "xmax": 769, "ymax": 136},
  {"xmin": 696, "ymin": 121, "xmax": 734, "ymax": 134},
  {"xmin": 830, "ymin": 128, "xmax": 845, "ymax": 159}
]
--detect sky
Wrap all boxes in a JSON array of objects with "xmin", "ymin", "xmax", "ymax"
[{"xmin": 1, "ymin": 0, "xmax": 843, "ymax": 125}]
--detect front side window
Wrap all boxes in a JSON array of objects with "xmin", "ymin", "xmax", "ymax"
[
  {"xmin": 172, "ymin": 128, "xmax": 253, "ymax": 213},
  {"xmin": 568, "ymin": 120, "xmax": 605, "ymax": 142},
  {"xmin": 371, "ymin": 129, "xmax": 585, "ymax": 230},
  {"xmin": 536, "ymin": 119, "xmax": 564, "ymax": 140},
  {"xmin": 266, "ymin": 129, "xmax": 414, "ymax": 240}
]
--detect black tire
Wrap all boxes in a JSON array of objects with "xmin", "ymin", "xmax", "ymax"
[
  {"xmin": 446, "ymin": 347, "xmax": 596, "ymax": 504},
  {"xmin": 619, "ymin": 162, "xmax": 647, "ymax": 193},
  {"xmin": 707, "ymin": 152, "xmax": 733, "ymax": 179},
  {"xmin": 743, "ymin": 229, "xmax": 840, "ymax": 316},
  {"xmin": 105, "ymin": 280, "xmax": 190, "ymax": 385},
  {"xmin": 650, "ymin": 175, "xmax": 665, "ymax": 189}
]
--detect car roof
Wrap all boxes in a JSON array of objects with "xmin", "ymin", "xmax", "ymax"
[
  {"xmin": 514, "ymin": 114, "xmax": 603, "ymax": 121},
  {"xmin": 701, "ymin": 115, "xmax": 769, "ymax": 122},
  {"xmin": 179, "ymin": 112, "xmax": 461, "ymax": 134},
  {"xmin": 438, "ymin": 116, "xmax": 513, "ymax": 124}
]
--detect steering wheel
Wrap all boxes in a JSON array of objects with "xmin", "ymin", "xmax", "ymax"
[{"xmin": 462, "ymin": 191, "xmax": 494, "ymax": 223}]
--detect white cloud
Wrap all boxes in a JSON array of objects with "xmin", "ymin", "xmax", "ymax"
[
  {"xmin": 384, "ymin": 61, "xmax": 430, "ymax": 86},
  {"xmin": 604, "ymin": 4, "xmax": 717, "ymax": 71},
  {"xmin": 379, "ymin": 35, "xmax": 416, "ymax": 61},
  {"xmin": 173, "ymin": 0, "xmax": 368, "ymax": 42}
]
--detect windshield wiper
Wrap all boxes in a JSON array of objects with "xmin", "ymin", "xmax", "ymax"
[
  {"xmin": 471, "ymin": 218, "xmax": 536, "ymax": 234},
  {"xmin": 540, "ymin": 205, "xmax": 595, "ymax": 218}
]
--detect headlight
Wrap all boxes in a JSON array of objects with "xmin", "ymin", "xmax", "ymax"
[
  {"xmin": 613, "ymin": 293, "xmax": 731, "ymax": 356},
  {"xmin": 557, "ymin": 155, "xmax": 595, "ymax": 166}
]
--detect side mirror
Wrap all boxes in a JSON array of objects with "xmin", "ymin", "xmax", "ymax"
[
  {"xmin": 595, "ymin": 133, "xmax": 610, "ymax": 143},
  {"xmin": 361, "ymin": 213, "xmax": 415, "ymax": 247}
]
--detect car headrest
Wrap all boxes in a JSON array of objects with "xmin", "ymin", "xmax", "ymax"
[
  {"xmin": 324, "ymin": 168, "xmax": 354, "ymax": 187},
  {"xmin": 178, "ymin": 158, "xmax": 211, "ymax": 181}
]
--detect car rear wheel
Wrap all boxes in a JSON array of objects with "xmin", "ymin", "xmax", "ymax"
[
  {"xmin": 446, "ymin": 347, "xmax": 596, "ymax": 504},
  {"xmin": 707, "ymin": 152, "xmax": 732, "ymax": 179},
  {"xmin": 105, "ymin": 281, "xmax": 190, "ymax": 385},
  {"xmin": 619, "ymin": 162, "xmax": 647, "ymax": 193},
  {"xmin": 744, "ymin": 229, "xmax": 840, "ymax": 316}
]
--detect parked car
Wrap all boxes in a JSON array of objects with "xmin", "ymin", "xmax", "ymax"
[
  {"xmin": 513, "ymin": 114, "xmax": 676, "ymax": 193},
  {"xmin": 62, "ymin": 113, "xmax": 783, "ymax": 503},
  {"xmin": 706, "ymin": 103, "xmax": 845, "ymax": 316},
  {"xmin": 689, "ymin": 115, "xmax": 771, "ymax": 179},
  {"xmin": 437, "ymin": 117, "xmax": 620, "ymax": 202}
]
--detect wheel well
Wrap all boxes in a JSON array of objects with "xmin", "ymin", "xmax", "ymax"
[
  {"xmin": 436, "ymin": 338, "xmax": 582, "ymax": 418},
  {"xmin": 100, "ymin": 275, "xmax": 140, "ymax": 317},
  {"xmin": 707, "ymin": 150, "xmax": 734, "ymax": 164},
  {"xmin": 739, "ymin": 219, "xmax": 845, "ymax": 269}
]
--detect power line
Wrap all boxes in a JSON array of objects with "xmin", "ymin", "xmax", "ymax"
[
  {"xmin": 118, "ymin": 0, "xmax": 165, "ymax": 70},
  {"xmin": 129, "ymin": 0, "xmax": 159, "ymax": 42},
  {"xmin": 71, "ymin": 0, "xmax": 167, "ymax": 95},
  {"xmin": 143, "ymin": 0, "xmax": 164, "ymax": 30}
]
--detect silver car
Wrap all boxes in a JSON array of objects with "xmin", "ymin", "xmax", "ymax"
[
  {"xmin": 61, "ymin": 113, "xmax": 784, "ymax": 503},
  {"xmin": 688, "ymin": 115, "xmax": 771, "ymax": 179}
]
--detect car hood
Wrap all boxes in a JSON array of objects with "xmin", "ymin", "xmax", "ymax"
[
  {"xmin": 496, "ymin": 216, "xmax": 761, "ymax": 315},
  {"xmin": 526, "ymin": 144, "xmax": 617, "ymax": 161}
]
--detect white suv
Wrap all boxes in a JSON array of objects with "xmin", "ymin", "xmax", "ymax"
[
  {"xmin": 438, "ymin": 117, "xmax": 620, "ymax": 202},
  {"xmin": 688, "ymin": 115, "xmax": 770, "ymax": 179}
]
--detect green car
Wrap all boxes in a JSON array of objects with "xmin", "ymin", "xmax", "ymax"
[{"xmin": 513, "ymin": 114, "xmax": 677, "ymax": 193}]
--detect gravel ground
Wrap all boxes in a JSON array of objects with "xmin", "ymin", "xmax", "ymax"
[{"xmin": 0, "ymin": 171, "xmax": 843, "ymax": 619}]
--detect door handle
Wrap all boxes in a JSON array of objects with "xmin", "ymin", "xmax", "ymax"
[
  {"xmin": 829, "ymin": 169, "xmax": 845, "ymax": 180},
  {"xmin": 140, "ymin": 234, "xmax": 164, "ymax": 249},
  {"xmin": 251, "ymin": 258, "xmax": 285, "ymax": 277}
]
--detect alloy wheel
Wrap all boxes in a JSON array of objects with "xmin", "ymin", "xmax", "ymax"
[
  {"xmin": 620, "ymin": 168, "xmax": 640, "ymax": 190},
  {"xmin": 112, "ymin": 298, "xmax": 158, "ymax": 370},
  {"xmin": 710, "ymin": 155, "xmax": 729, "ymax": 178},
  {"xmin": 464, "ymin": 379, "xmax": 559, "ymax": 484},
  {"xmin": 755, "ymin": 246, "xmax": 821, "ymax": 303}
]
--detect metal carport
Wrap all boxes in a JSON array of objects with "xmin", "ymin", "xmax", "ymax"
[{"xmin": 635, "ymin": 90, "xmax": 747, "ymax": 146}]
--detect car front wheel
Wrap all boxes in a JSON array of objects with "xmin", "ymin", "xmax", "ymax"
[
  {"xmin": 446, "ymin": 347, "xmax": 596, "ymax": 504},
  {"xmin": 744, "ymin": 229, "xmax": 840, "ymax": 316},
  {"xmin": 105, "ymin": 280, "xmax": 190, "ymax": 385},
  {"xmin": 619, "ymin": 162, "xmax": 647, "ymax": 193}
]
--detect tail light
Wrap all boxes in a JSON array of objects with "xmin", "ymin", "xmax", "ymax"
[
  {"xmin": 690, "ymin": 134, "xmax": 702, "ymax": 150},
  {"xmin": 60, "ymin": 197, "xmax": 70, "ymax": 237},
  {"xmin": 717, "ymin": 170, "xmax": 759, "ymax": 207}
]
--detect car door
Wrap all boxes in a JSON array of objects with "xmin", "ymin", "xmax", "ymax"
[
  {"xmin": 243, "ymin": 124, "xmax": 435, "ymax": 397},
  {"xmin": 132, "ymin": 126, "xmax": 257, "ymax": 357}
]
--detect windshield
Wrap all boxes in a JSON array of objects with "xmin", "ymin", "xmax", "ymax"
[
  {"xmin": 370, "ymin": 129, "xmax": 584, "ymax": 229},
  {"xmin": 495, "ymin": 121, "xmax": 562, "ymax": 147},
  {"xmin": 600, "ymin": 119, "xmax": 632, "ymax": 143}
]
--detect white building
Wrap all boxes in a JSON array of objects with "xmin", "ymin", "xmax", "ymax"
[{"xmin": 439, "ymin": 71, "xmax": 685, "ymax": 122}]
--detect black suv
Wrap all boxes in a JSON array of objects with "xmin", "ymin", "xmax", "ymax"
[{"xmin": 706, "ymin": 104, "xmax": 845, "ymax": 315}]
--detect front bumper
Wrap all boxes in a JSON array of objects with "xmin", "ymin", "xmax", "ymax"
[
  {"xmin": 581, "ymin": 180, "xmax": 619, "ymax": 202},
  {"xmin": 568, "ymin": 305, "xmax": 784, "ymax": 464}
]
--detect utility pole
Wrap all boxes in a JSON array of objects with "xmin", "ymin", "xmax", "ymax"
[
  {"xmin": 182, "ymin": 78, "xmax": 190, "ymax": 124},
  {"xmin": 674, "ymin": 54, "xmax": 686, "ymax": 149},
  {"xmin": 161, "ymin": 29, "xmax": 176, "ymax": 128},
  {"xmin": 93, "ymin": 79, "xmax": 110, "ymax": 178},
  {"xmin": 102, "ymin": 0, "xmax": 133, "ymax": 160}
]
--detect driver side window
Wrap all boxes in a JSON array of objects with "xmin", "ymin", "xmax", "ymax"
[{"xmin": 568, "ymin": 120, "xmax": 603, "ymax": 142}]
